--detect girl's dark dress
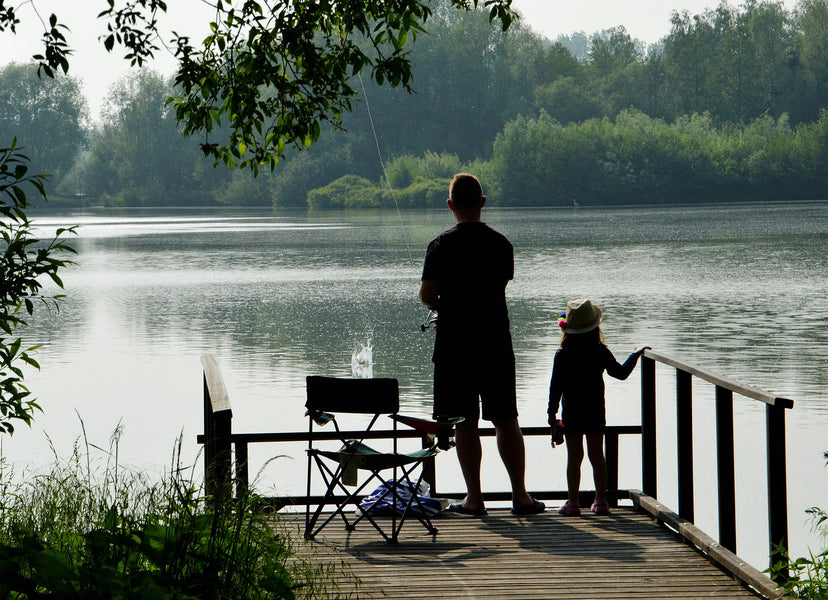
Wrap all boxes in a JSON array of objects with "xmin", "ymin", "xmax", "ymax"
[{"xmin": 548, "ymin": 342, "xmax": 641, "ymax": 433}]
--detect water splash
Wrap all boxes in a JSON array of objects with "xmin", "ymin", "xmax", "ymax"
[{"xmin": 351, "ymin": 340, "xmax": 373, "ymax": 379}]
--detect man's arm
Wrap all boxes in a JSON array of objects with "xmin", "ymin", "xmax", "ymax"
[{"xmin": 419, "ymin": 280, "xmax": 439, "ymax": 309}]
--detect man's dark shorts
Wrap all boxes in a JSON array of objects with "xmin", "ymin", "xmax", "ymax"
[{"xmin": 432, "ymin": 353, "xmax": 518, "ymax": 422}]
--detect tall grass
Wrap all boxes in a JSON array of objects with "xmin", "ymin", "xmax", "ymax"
[{"xmin": 0, "ymin": 426, "xmax": 365, "ymax": 599}]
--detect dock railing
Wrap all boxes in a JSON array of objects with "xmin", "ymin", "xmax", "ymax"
[
  {"xmin": 198, "ymin": 353, "xmax": 642, "ymax": 507},
  {"xmin": 198, "ymin": 350, "xmax": 793, "ymax": 580},
  {"xmin": 640, "ymin": 349, "xmax": 793, "ymax": 579}
]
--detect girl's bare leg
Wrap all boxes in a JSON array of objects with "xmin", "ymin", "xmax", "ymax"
[
  {"xmin": 586, "ymin": 432, "xmax": 607, "ymax": 502},
  {"xmin": 564, "ymin": 433, "xmax": 585, "ymax": 502}
]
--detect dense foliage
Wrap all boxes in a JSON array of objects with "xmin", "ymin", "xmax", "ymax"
[
  {"xmin": 0, "ymin": 64, "xmax": 87, "ymax": 188},
  {"xmin": 489, "ymin": 109, "xmax": 828, "ymax": 206},
  {"xmin": 5, "ymin": 0, "xmax": 828, "ymax": 208},
  {"xmin": 1, "ymin": 0, "xmax": 516, "ymax": 173}
]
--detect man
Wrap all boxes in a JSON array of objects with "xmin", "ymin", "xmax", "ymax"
[{"xmin": 419, "ymin": 173, "xmax": 544, "ymax": 516}]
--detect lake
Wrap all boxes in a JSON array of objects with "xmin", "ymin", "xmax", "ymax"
[{"xmin": 3, "ymin": 201, "xmax": 827, "ymax": 570}]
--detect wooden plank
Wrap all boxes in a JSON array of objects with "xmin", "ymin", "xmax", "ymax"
[
  {"xmin": 280, "ymin": 506, "xmax": 775, "ymax": 599},
  {"xmin": 631, "ymin": 491, "xmax": 785, "ymax": 599}
]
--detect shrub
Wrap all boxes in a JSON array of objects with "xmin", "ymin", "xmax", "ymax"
[
  {"xmin": 307, "ymin": 175, "xmax": 376, "ymax": 209},
  {"xmin": 384, "ymin": 155, "xmax": 419, "ymax": 189},
  {"xmin": 768, "ymin": 451, "xmax": 828, "ymax": 599}
]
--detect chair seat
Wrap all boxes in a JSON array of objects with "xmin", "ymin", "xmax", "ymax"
[{"xmin": 313, "ymin": 440, "xmax": 439, "ymax": 472}]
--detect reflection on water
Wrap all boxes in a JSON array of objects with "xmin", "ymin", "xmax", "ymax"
[{"xmin": 5, "ymin": 202, "xmax": 828, "ymax": 568}]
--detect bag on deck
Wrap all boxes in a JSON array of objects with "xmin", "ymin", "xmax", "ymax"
[{"xmin": 358, "ymin": 479, "xmax": 443, "ymax": 518}]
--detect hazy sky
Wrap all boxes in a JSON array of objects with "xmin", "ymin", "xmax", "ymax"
[{"xmin": 1, "ymin": 0, "xmax": 797, "ymax": 117}]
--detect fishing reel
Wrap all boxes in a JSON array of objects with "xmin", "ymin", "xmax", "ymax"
[{"xmin": 420, "ymin": 310, "xmax": 437, "ymax": 332}]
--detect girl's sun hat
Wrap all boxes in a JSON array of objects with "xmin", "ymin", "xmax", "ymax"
[{"xmin": 557, "ymin": 298, "xmax": 602, "ymax": 334}]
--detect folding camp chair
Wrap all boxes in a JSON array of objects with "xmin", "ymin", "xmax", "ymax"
[{"xmin": 304, "ymin": 375, "xmax": 462, "ymax": 543}]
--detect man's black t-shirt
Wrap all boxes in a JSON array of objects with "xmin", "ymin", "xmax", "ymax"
[{"xmin": 421, "ymin": 221, "xmax": 514, "ymax": 363}]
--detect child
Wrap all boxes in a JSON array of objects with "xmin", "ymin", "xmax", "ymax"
[{"xmin": 548, "ymin": 298, "xmax": 649, "ymax": 516}]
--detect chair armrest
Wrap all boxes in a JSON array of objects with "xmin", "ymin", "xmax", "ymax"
[
  {"xmin": 390, "ymin": 414, "xmax": 464, "ymax": 433},
  {"xmin": 306, "ymin": 409, "xmax": 335, "ymax": 426},
  {"xmin": 390, "ymin": 415, "xmax": 464, "ymax": 450}
]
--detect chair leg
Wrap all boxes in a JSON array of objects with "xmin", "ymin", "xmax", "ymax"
[
  {"xmin": 308, "ymin": 455, "xmax": 394, "ymax": 541},
  {"xmin": 307, "ymin": 456, "xmax": 360, "ymax": 538},
  {"xmin": 393, "ymin": 467, "xmax": 439, "ymax": 537},
  {"xmin": 355, "ymin": 463, "xmax": 439, "ymax": 542},
  {"xmin": 308, "ymin": 453, "xmax": 440, "ymax": 542}
]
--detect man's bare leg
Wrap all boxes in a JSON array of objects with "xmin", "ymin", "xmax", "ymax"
[
  {"xmin": 493, "ymin": 417, "xmax": 537, "ymax": 509},
  {"xmin": 453, "ymin": 418, "xmax": 485, "ymax": 511}
]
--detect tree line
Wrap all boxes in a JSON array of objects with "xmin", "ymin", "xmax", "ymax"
[{"xmin": 3, "ymin": 0, "xmax": 828, "ymax": 208}]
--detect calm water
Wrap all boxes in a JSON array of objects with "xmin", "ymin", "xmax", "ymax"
[{"xmin": 3, "ymin": 202, "xmax": 827, "ymax": 569}]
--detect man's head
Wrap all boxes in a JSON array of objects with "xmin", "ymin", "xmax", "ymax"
[{"xmin": 448, "ymin": 173, "xmax": 486, "ymax": 220}]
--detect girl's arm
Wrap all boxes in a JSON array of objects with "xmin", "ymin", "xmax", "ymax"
[
  {"xmin": 605, "ymin": 345, "xmax": 651, "ymax": 380},
  {"xmin": 548, "ymin": 350, "xmax": 564, "ymax": 423}
]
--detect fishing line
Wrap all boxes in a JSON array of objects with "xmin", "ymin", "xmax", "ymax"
[
  {"xmin": 357, "ymin": 72, "xmax": 436, "ymax": 334},
  {"xmin": 357, "ymin": 72, "xmax": 415, "ymax": 265}
]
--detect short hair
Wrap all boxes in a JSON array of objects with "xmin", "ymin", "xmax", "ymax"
[{"xmin": 449, "ymin": 173, "xmax": 483, "ymax": 209}]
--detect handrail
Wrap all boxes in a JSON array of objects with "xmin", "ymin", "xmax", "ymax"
[
  {"xmin": 640, "ymin": 349, "xmax": 792, "ymax": 582},
  {"xmin": 644, "ymin": 349, "xmax": 793, "ymax": 408},
  {"xmin": 196, "ymin": 424, "xmax": 643, "ymax": 506}
]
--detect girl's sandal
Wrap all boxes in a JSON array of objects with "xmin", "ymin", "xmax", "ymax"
[
  {"xmin": 590, "ymin": 500, "xmax": 610, "ymax": 515},
  {"xmin": 558, "ymin": 500, "xmax": 581, "ymax": 516}
]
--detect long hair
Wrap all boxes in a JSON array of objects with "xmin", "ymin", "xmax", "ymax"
[{"xmin": 560, "ymin": 326, "xmax": 606, "ymax": 349}]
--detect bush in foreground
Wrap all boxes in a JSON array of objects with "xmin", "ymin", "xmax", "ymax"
[{"xmin": 768, "ymin": 451, "xmax": 828, "ymax": 599}]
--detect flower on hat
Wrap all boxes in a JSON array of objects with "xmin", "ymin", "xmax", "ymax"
[{"xmin": 557, "ymin": 313, "xmax": 567, "ymax": 329}]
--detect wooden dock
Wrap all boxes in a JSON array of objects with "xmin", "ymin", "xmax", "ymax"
[
  {"xmin": 198, "ymin": 353, "xmax": 794, "ymax": 598},
  {"xmin": 281, "ymin": 503, "xmax": 782, "ymax": 599}
]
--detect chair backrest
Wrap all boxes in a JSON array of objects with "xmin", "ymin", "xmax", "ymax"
[{"xmin": 306, "ymin": 376, "xmax": 400, "ymax": 415}]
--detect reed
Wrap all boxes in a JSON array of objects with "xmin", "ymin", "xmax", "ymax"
[{"xmin": 0, "ymin": 426, "xmax": 364, "ymax": 599}]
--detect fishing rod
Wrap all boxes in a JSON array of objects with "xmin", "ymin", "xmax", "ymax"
[{"xmin": 419, "ymin": 309, "xmax": 437, "ymax": 332}]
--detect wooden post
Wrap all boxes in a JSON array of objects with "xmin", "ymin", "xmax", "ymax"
[
  {"xmin": 715, "ymin": 386, "xmax": 737, "ymax": 554},
  {"xmin": 235, "ymin": 441, "xmax": 249, "ymax": 499},
  {"xmin": 605, "ymin": 430, "xmax": 619, "ymax": 507},
  {"xmin": 766, "ymin": 402, "xmax": 789, "ymax": 581},
  {"xmin": 676, "ymin": 369, "xmax": 694, "ymax": 522},
  {"xmin": 210, "ymin": 409, "xmax": 233, "ymax": 502},
  {"xmin": 201, "ymin": 354, "xmax": 233, "ymax": 504},
  {"xmin": 203, "ymin": 372, "xmax": 215, "ymax": 492},
  {"xmin": 641, "ymin": 356, "xmax": 657, "ymax": 498},
  {"xmin": 422, "ymin": 433, "xmax": 437, "ymax": 495}
]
